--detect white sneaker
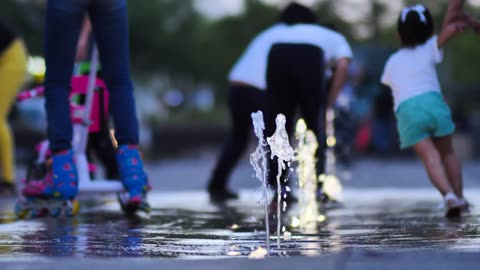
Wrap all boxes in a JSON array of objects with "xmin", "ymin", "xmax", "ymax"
[
  {"xmin": 457, "ymin": 198, "xmax": 470, "ymax": 212},
  {"xmin": 444, "ymin": 193, "xmax": 462, "ymax": 218}
]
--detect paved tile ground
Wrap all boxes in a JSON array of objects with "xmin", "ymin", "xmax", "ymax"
[{"xmin": 1, "ymin": 155, "xmax": 480, "ymax": 268}]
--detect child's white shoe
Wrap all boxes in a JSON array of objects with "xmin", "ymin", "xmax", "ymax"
[
  {"xmin": 444, "ymin": 192, "xmax": 462, "ymax": 218},
  {"xmin": 457, "ymin": 197, "xmax": 470, "ymax": 212}
]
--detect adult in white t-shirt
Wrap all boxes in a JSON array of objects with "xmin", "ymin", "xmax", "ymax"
[
  {"xmin": 229, "ymin": 23, "xmax": 287, "ymax": 91},
  {"xmin": 208, "ymin": 3, "xmax": 353, "ymax": 201},
  {"xmin": 264, "ymin": 12, "xmax": 352, "ymax": 199},
  {"xmin": 207, "ymin": 4, "xmax": 316, "ymax": 201}
]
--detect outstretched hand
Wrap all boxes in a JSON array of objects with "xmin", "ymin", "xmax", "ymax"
[
  {"xmin": 445, "ymin": 0, "xmax": 480, "ymax": 33},
  {"xmin": 438, "ymin": 1, "xmax": 480, "ymax": 48},
  {"xmin": 468, "ymin": 17, "xmax": 480, "ymax": 33},
  {"xmin": 438, "ymin": 20, "xmax": 472, "ymax": 48}
]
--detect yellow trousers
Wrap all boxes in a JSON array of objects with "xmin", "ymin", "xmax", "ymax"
[{"xmin": 0, "ymin": 39, "xmax": 27, "ymax": 183}]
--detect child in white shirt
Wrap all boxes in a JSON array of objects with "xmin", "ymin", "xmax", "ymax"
[{"xmin": 381, "ymin": 3, "xmax": 475, "ymax": 217}]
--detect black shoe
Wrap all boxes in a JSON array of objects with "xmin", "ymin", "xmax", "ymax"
[
  {"xmin": 0, "ymin": 180, "xmax": 17, "ymax": 197},
  {"xmin": 316, "ymin": 189, "xmax": 331, "ymax": 203},
  {"xmin": 316, "ymin": 188, "xmax": 344, "ymax": 210},
  {"xmin": 208, "ymin": 188, "xmax": 239, "ymax": 202},
  {"xmin": 445, "ymin": 197, "xmax": 463, "ymax": 218}
]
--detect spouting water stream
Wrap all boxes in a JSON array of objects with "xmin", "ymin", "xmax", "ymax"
[
  {"xmin": 267, "ymin": 114, "xmax": 295, "ymax": 248},
  {"xmin": 289, "ymin": 119, "xmax": 328, "ymax": 256},
  {"xmin": 325, "ymin": 109, "xmax": 336, "ymax": 177},
  {"xmin": 250, "ymin": 111, "xmax": 270, "ymax": 254},
  {"xmin": 294, "ymin": 119, "xmax": 322, "ymax": 232},
  {"xmin": 322, "ymin": 108, "xmax": 343, "ymax": 202}
]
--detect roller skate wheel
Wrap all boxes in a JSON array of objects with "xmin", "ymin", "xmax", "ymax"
[
  {"xmin": 31, "ymin": 208, "xmax": 48, "ymax": 218},
  {"xmin": 65, "ymin": 200, "xmax": 80, "ymax": 217},
  {"xmin": 14, "ymin": 202, "xmax": 30, "ymax": 219},
  {"xmin": 50, "ymin": 207, "xmax": 62, "ymax": 217},
  {"xmin": 139, "ymin": 202, "xmax": 151, "ymax": 214},
  {"xmin": 116, "ymin": 193, "xmax": 129, "ymax": 211}
]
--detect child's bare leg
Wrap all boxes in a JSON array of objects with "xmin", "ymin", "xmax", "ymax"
[
  {"xmin": 433, "ymin": 135, "xmax": 464, "ymax": 198},
  {"xmin": 413, "ymin": 138, "xmax": 454, "ymax": 195}
]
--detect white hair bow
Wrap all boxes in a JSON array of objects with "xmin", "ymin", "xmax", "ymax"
[{"xmin": 401, "ymin": 4, "xmax": 427, "ymax": 24}]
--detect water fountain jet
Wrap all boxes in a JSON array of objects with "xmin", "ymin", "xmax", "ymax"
[{"xmin": 267, "ymin": 114, "xmax": 295, "ymax": 248}]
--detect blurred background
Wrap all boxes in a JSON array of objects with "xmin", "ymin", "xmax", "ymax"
[{"xmin": 2, "ymin": 0, "xmax": 480, "ymax": 164}]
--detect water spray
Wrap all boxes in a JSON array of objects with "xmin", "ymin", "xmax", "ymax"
[{"xmin": 267, "ymin": 114, "xmax": 295, "ymax": 248}]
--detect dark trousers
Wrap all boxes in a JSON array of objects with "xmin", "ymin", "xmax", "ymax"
[
  {"xmin": 265, "ymin": 43, "xmax": 327, "ymax": 189},
  {"xmin": 87, "ymin": 130, "xmax": 120, "ymax": 180},
  {"xmin": 208, "ymin": 85, "xmax": 266, "ymax": 190}
]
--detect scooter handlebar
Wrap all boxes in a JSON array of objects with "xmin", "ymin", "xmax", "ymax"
[{"xmin": 16, "ymin": 86, "xmax": 45, "ymax": 102}]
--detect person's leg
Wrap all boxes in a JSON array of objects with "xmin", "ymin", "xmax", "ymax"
[
  {"xmin": 35, "ymin": 0, "xmax": 86, "ymax": 199},
  {"xmin": 208, "ymin": 86, "xmax": 263, "ymax": 199},
  {"xmin": 0, "ymin": 121, "xmax": 13, "ymax": 183},
  {"xmin": 89, "ymin": 0, "xmax": 138, "ymax": 146},
  {"xmin": 413, "ymin": 138, "xmax": 454, "ymax": 196},
  {"xmin": 265, "ymin": 45, "xmax": 297, "ymax": 189},
  {"xmin": 432, "ymin": 135, "xmax": 463, "ymax": 199},
  {"xmin": 89, "ymin": 85, "xmax": 120, "ymax": 180},
  {"xmin": 295, "ymin": 45, "xmax": 326, "ymax": 178},
  {"xmin": 44, "ymin": 0, "xmax": 86, "ymax": 151},
  {"xmin": 414, "ymin": 137, "xmax": 464, "ymax": 217},
  {"xmin": 300, "ymin": 94, "xmax": 326, "ymax": 176},
  {"xmin": 88, "ymin": 0, "xmax": 149, "ymax": 202},
  {"xmin": 88, "ymin": 131, "xmax": 120, "ymax": 180},
  {"xmin": 0, "ymin": 40, "xmax": 27, "ymax": 191},
  {"xmin": 335, "ymin": 109, "xmax": 354, "ymax": 165}
]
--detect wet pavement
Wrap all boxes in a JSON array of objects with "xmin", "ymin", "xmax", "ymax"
[
  {"xmin": 0, "ymin": 157, "xmax": 480, "ymax": 267},
  {"xmin": 1, "ymin": 188, "xmax": 480, "ymax": 259}
]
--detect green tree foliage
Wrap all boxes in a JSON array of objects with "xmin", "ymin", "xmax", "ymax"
[
  {"xmin": 192, "ymin": 0, "xmax": 279, "ymax": 99},
  {"xmin": 1, "ymin": 0, "xmax": 479, "ymax": 108},
  {"xmin": 377, "ymin": 0, "xmax": 480, "ymax": 105},
  {"xmin": 0, "ymin": 0, "xmax": 45, "ymax": 54},
  {"xmin": 128, "ymin": 0, "xmax": 202, "ymax": 77}
]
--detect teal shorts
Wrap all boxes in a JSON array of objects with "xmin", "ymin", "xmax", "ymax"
[{"xmin": 395, "ymin": 91, "xmax": 455, "ymax": 149}]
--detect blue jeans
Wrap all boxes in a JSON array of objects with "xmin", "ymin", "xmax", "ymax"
[{"xmin": 44, "ymin": 0, "xmax": 139, "ymax": 151}]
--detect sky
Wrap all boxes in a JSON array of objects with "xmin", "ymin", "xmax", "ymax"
[
  {"xmin": 193, "ymin": 0, "xmax": 246, "ymax": 19},
  {"xmin": 193, "ymin": 0, "xmax": 322, "ymax": 19},
  {"xmin": 193, "ymin": 0, "xmax": 480, "ymax": 39}
]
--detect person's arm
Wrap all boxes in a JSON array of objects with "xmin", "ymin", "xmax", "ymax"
[
  {"xmin": 438, "ymin": 18, "xmax": 471, "ymax": 48},
  {"xmin": 438, "ymin": 0, "xmax": 475, "ymax": 47},
  {"xmin": 327, "ymin": 57, "xmax": 350, "ymax": 108},
  {"xmin": 444, "ymin": 0, "xmax": 468, "ymax": 28},
  {"xmin": 76, "ymin": 16, "xmax": 92, "ymax": 61},
  {"xmin": 449, "ymin": 0, "xmax": 466, "ymax": 11},
  {"xmin": 444, "ymin": 0, "xmax": 480, "ymax": 33}
]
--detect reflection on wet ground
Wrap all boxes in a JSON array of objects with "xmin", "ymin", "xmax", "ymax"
[{"xmin": 0, "ymin": 188, "xmax": 479, "ymax": 258}]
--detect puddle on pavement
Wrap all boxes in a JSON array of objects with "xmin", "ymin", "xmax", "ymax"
[{"xmin": 0, "ymin": 188, "xmax": 479, "ymax": 258}]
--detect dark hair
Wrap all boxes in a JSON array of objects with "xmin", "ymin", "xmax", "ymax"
[
  {"xmin": 278, "ymin": 2, "xmax": 317, "ymax": 25},
  {"xmin": 397, "ymin": 6, "xmax": 434, "ymax": 48}
]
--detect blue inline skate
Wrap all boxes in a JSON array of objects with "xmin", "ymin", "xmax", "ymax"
[
  {"xmin": 15, "ymin": 150, "xmax": 80, "ymax": 218},
  {"xmin": 116, "ymin": 145, "xmax": 151, "ymax": 215}
]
